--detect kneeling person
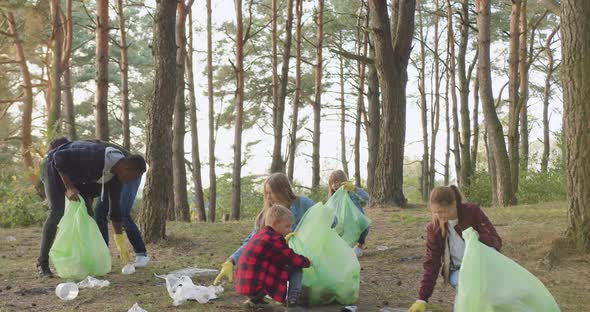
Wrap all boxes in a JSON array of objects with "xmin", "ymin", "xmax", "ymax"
[{"xmin": 236, "ymin": 204, "xmax": 311, "ymax": 310}]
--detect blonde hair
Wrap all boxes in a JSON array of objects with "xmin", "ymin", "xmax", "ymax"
[
  {"xmin": 264, "ymin": 204, "xmax": 294, "ymax": 227},
  {"xmin": 255, "ymin": 173, "xmax": 297, "ymax": 229},
  {"xmin": 429, "ymin": 185, "xmax": 463, "ymax": 238},
  {"xmin": 328, "ymin": 169, "xmax": 349, "ymax": 197}
]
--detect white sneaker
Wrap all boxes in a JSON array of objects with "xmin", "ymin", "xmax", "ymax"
[
  {"xmin": 353, "ymin": 246, "xmax": 363, "ymax": 257},
  {"xmin": 134, "ymin": 255, "xmax": 150, "ymax": 268}
]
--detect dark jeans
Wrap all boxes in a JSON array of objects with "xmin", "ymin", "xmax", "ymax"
[
  {"xmin": 37, "ymin": 164, "xmax": 93, "ymax": 266},
  {"xmin": 287, "ymin": 266, "xmax": 303, "ymax": 304},
  {"xmin": 94, "ymin": 176, "xmax": 146, "ymax": 255},
  {"xmin": 358, "ymin": 227, "xmax": 369, "ymax": 245}
]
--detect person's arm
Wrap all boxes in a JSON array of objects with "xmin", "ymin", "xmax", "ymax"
[
  {"xmin": 58, "ymin": 172, "xmax": 80, "ymax": 201},
  {"xmin": 473, "ymin": 205, "xmax": 502, "ymax": 251},
  {"xmin": 418, "ymin": 223, "xmax": 444, "ymax": 302},
  {"xmin": 355, "ymin": 188, "xmax": 370, "ymax": 204},
  {"xmin": 270, "ymin": 236, "xmax": 311, "ymax": 268}
]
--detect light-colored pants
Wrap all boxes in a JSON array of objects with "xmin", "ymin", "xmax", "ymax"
[{"xmin": 450, "ymin": 269, "xmax": 460, "ymax": 289}]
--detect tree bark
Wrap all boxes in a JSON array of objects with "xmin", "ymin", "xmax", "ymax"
[
  {"xmin": 269, "ymin": 0, "xmax": 283, "ymax": 173},
  {"xmin": 117, "ymin": 0, "xmax": 130, "ymax": 150},
  {"xmin": 444, "ymin": 61, "xmax": 451, "ymax": 186},
  {"xmin": 49, "ymin": 0, "xmax": 63, "ymax": 141},
  {"xmin": 355, "ymin": 1, "xmax": 368, "ymax": 188},
  {"xmin": 417, "ymin": 1, "xmax": 429, "ymax": 201},
  {"xmin": 207, "ymin": 0, "xmax": 217, "ymax": 222},
  {"xmin": 447, "ymin": 0, "xmax": 461, "ymax": 186},
  {"xmin": 61, "ymin": 0, "xmax": 76, "ymax": 141},
  {"xmin": 231, "ymin": 0, "xmax": 245, "ymax": 220},
  {"xmin": 5, "ymin": 13, "xmax": 34, "ymax": 172},
  {"xmin": 457, "ymin": 0, "xmax": 472, "ymax": 187},
  {"xmin": 507, "ymin": 0, "xmax": 521, "ymax": 193},
  {"xmin": 139, "ymin": 0, "xmax": 177, "ymax": 242},
  {"xmin": 187, "ymin": 10, "xmax": 206, "ymax": 221},
  {"xmin": 339, "ymin": 31, "xmax": 349, "ymax": 177},
  {"xmin": 95, "ymin": 0, "xmax": 109, "ymax": 141},
  {"xmin": 562, "ymin": 0, "xmax": 590, "ymax": 250},
  {"xmin": 541, "ymin": 25, "xmax": 559, "ymax": 173},
  {"xmin": 173, "ymin": 0, "xmax": 191, "ymax": 222},
  {"xmin": 287, "ymin": 0, "xmax": 303, "ymax": 182},
  {"xmin": 312, "ymin": 0, "xmax": 324, "ymax": 190},
  {"xmin": 476, "ymin": 0, "xmax": 516, "ymax": 206},
  {"xmin": 368, "ymin": 0, "xmax": 415, "ymax": 206},
  {"xmin": 471, "ymin": 73, "xmax": 480, "ymax": 174},
  {"xmin": 519, "ymin": 0, "xmax": 529, "ymax": 172},
  {"xmin": 366, "ymin": 43, "xmax": 380, "ymax": 191}
]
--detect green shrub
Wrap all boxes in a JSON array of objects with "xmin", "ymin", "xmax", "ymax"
[{"xmin": 0, "ymin": 173, "xmax": 47, "ymax": 228}]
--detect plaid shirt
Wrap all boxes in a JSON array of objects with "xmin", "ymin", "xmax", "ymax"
[{"xmin": 235, "ymin": 226, "xmax": 310, "ymax": 303}]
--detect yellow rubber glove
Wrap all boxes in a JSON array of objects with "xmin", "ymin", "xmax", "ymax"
[
  {"xmin": 213, "ymin": 260, "xmax": 234, "ymax": 285},
  {"xmin": 341, "ymin": 181, "xmax": 356, "ymax": 192},
  {"xmin": 409, "ymin": 301, "xmax": 427, "ymax": 312},
  {"xmin": 114, "ymin": 234, "xmax": 130, "ymax": 263},
  {"xmin": 285, "ymin": 232, "xmax": 297, "ymax": 241}
]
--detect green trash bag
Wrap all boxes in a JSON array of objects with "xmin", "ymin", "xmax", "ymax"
[
  {"xmin": 455, "ymin": 227, "xmax": 560, "ymax": 312},
  {"xmin": 325, "ymin": 187, "xmax": 371, "ymax": 247},
  {"xmin": 289, "ymin": 202, "xmax": 360, "ymax": 305},
  {"xmin": 49, "ymin": 197, "xmax": 111, "ymax": 279}
]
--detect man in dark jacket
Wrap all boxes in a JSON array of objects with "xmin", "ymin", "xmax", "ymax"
[{"xmin": 37, "ymin": 140, "xmax": 146, "ymax": 277}]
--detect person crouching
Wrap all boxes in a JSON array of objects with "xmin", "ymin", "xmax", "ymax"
[{"xmin": 235, "ymin": 204, "xmax": 311, "ymax": 311}]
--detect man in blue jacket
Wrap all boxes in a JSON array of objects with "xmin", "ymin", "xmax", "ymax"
[{"xmin": 37, "ymin": 140, "xmax": 146, "ymax": 277}]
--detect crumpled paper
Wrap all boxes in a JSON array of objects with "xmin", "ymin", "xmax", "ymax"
[
  {"xmin": 127, "ymin": 303, "xmax": 147, "ymax": 312},
  {"xmin": 155, "ymin": 274, "xmax": 223, "ymax": 306},
  {"xmin": 77, "ymin": 276, "xmax": 110, "ymax": 289}
]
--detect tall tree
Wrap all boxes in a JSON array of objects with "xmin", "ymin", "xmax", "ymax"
[
  {"xmin": 172, "ymin": 0, "xmax": 193, "ymax": 222},
  {"xmin": 49, "ymin": 0, "xmax": 63, "ymax": 141},
  {"xmin": 507, "ymin": 0, "xmax": 521, "ymax": 193},
  {"xmin": 429, "ymin": 0, "xmax": 441, "ymax": 194},
  {"xmin": 444, "ymin": 59, "xmax": 451, "ymax": 186},
  {"xmin": 457, "ymin": 0, "xmax": 472, "ymax": 187},
  {"xmin": 518, "ymin": 0, "xmax": 529, "ymax": 172},
  {"xmin": 447, "ymin": 0, "xmax": 461, "ymax": 186},
  {"xmin": 417, "ymin": 0, "xmax": 429, "ymax": 201},
  {"xmin": 139, "ymin": 0, "xmax": 177, "ymax": 242},
  {"xmin": 354, "ymin": 1, "xmax": 369, "ymax": 188},
  {"xmin": 117, "ymin": 0, "xmax": 130, "ymax": 149},
  {"xmin": 476, "ymin": 0, "xmax": 516, "ymax": 206},
  {"xmin": 541, "ymin": 24, "xmax": 559, "ymax": 173},
  {"xmin": 206, "ymin": 0, "xmax": 217, "ymax": 222},
  {"xmin": 312, "ymin": 0, "xmax": 324, "ymax": 190},
  {"xmin": 231, "ymin": 0, "xmax": 245, "ymax": 220},
  {"xmin": 61, "ymin": 0, "xmax": 76, "ymax": 141},
  {"xmin": 187, "ymin": 10, "xmax": 206, "ymax": 221},
  {"xmin": 95, "ymin": 0, "xmax": 109, "ymax": 141},
  {"xmin": 270, "ymin": 0, "xmax": 281, "ymax": 172},
  {"xmin": 287, "ymin": 0, "xmax": 303, "ymax": 182},
  {"xmin": 561, "ymin": 0, "xmax": 590, "ymax": 250},
  {"xmin": 471, "ymin": 72, "xmax": 480, "ymax": 175},
  {"xmin": 366, "ymin": 43, "xmax": 380, "ymax": 191},
  {"xmin": 368, "ymin": 0, "xmax": 416, "ymax": 206},
  {"xmin": 4, "ymin": 12, "xmax": 34, "ymax": 171},
  {"xmin": 338, "ymin": 31, "xmax": 349, "ymax": 177}
]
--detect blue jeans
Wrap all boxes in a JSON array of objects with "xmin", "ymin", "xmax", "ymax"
[
  {"xmin": 287, "ymin": 266, "xmax": 303, "ymax": 304},
  {"xmin": 94, "ymin": 176, "xmax": 147, "ymax": 255},
  {"xmin": 450, "ymin": 269, "xmax": 460, "ymax": 289}
]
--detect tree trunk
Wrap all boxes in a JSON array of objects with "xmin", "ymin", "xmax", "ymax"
[
  {"xmin": 444, "ymin": 63, "xmax": 451, "ymax": 186},
  {"xmin": 484, "ymin": 129, "xmax": 498, "ymax": 205},
  {"xmin": 562, "ymin": 0, "xmax": 590, "ymax": 250},
  {"xmin": 231, "ymin": 0, "xmax": 245, "ymax": 220},
  {"xmin": 417, "ymin": 2, "xmax": 429, "ymax": 201},
  {"xmin": 272, "ymin": 0, "xmax": 294, "ymax": 174},
  {"xmin": 287, "ymin": 0, "xmax": 302, "ymax": 182},
  {"xmin": 270, "ymin": 0, "xmax": 283, "ymax": 173},
  {"xmin": 476, "ymin": 0, "xmax": 516, "ymax": 206},
  {"xmin": 519, "ymin": 0, "xmax": 529, "ymax": 172},
  {"xmin": 139, "ymin": 0, "xmax": 177, "ymax": 242},
  {"xmin": 187, "ymin": 10, "xmax": 206, "ymax": 221},
  {"xmin": 117, "ymin": 0, "xmax": 130, "ymax": 150},
  {"xmin": 430, "ymin": 0, "xmax": 441, "ymax": 191},
  {"xmin": 368, "ymin": 0, "xmax": 415, "ymax": 206},
  {"xmin": 471, "ymin": 73, "xmax": 480, "ymax": 174},
  {"xmin": 541, "ymin": 25, "xmax": 559, "ymax": 173},
  {"xmin": 339, "ymin": 31, "xmax": 349, "ymax": 177},
  {"xmin": 366, "ymin": 44, "xmax": 380, "ymax": 191},
  {"xmin": 457, "ymin": 0, "xmax": 472, "ymax": 187},
  {"xmin": 95, "ymin": 0, "xmax": 109, "ymax": 141},
  {"xmin": 507, "ymin": 0, "xmax": 521, "ymax": 193},
  {"xmin": 173, "ymin": 1, "xmax": 191, "ymax": 222},
  {"xmin": 447, "ymin": 0, "xmax": 461, "ymax": 186},
  {"xmin": 355, "ymin": 1, "xmax": 368, "ymax": 188},
  {"xmin": 6, "ymin": 13, "xmax": 34, "ymax": 172},
  {"xmin": 312, "ymin": 0, "xmax": 324, "ymax": 190},
  {"xmin": 49, "ymin": 0, "xmax": 63, "ymax": 141},
  {"xmin": 61, "ymin": 0, "xmax": 75, "ymax": 141},
  {"xmin": 207, "ymin": 0, "xmax": 217, "ymax": 222}
]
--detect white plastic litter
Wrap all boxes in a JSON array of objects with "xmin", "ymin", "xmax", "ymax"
[
  {"xmin": 167, "ymin": 267, "xmax": 218, "ymax": 278},
  {"xmin": 128, "ymin": 303, "xmax": 147, "ymax": 312},
  {"xmin": 5, "ymin": 236, "xmax": 16, "ymax": 242},
  {"xmin": 77, "ymin": 276, "xmax": 110, "ymax": 289},
  {"xmin": 342, "ymin": 305, "xmax": 358, "ymax": 312},
  {"xmin": 55, "ymin": 282, "xmax": 79, "ymax": 300},
  {"xmin": 155, "ymin": 274, "xmax": 223, "ymax": 306},
  {"xmin": 376, "ymin": 245, "xmax": 390, "ymax": 251},
  {"xmin": 122, "ymin": 263, "xmax": 136, "ymax": 275}
]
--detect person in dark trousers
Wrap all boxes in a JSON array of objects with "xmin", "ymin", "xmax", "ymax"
[{"xmin": 37, "ymin": 139, "xmax": 146, "ymax": 277}]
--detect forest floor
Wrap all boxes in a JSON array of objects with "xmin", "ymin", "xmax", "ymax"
[{"xmin": 0, "ymin": 201, "xmax": 588, "ymax": 312}]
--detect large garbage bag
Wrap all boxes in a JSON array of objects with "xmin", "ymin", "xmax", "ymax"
[
  {"xmin": 289, "ymin": 202, "xmax": 360, "ymax": 305},
  {"xmin": 325, "ymin": 187, "xmax": 371, "ymax": 246},
  {"xmin": 455, "ymin": 227, "xmax": 560, "ymax": 312},
  {"xmin": 49, "ymin": 197, "xmax": 111, "ymax": 279}
]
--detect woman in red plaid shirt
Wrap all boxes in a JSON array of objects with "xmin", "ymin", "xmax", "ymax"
[{"xmin": 235, "ymin": 204, "xmax": 311, "ymax": 311}]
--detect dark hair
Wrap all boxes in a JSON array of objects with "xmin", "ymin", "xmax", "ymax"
[
  {"xmin": 48, "ymin": 137, "xmax": 70, "ymax": 151},
  {"xmin": 124, "ymin": 154, "xmax": 147, "ymax": 173},
  {"xmin": 429, "ymin": 185, "xmax": 463, "ymax": 238}
]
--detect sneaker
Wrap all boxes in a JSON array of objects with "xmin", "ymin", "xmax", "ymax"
[
  {"xmin": 353, "ymin": 246, "xmax": 363, "ymax": 257},
  {"xmin": 134, "ymin": 255, "xmax": 150, "ymax": 268},
  {"xmin": 37, "ymin": 264, "xmax": 54, "ymax": 278}
]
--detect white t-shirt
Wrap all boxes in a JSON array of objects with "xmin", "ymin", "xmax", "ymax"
[
  {"xmin": 96, "ymin": 147, "xmax": 124, "ymax": 184},
  {"xmin": 447, "ymin": 219, "xmax": 466, "ymax": 269}
]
